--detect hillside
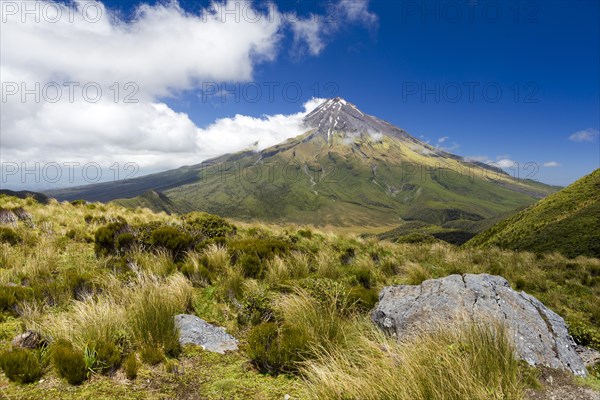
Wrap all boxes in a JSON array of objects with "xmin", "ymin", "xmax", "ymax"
[
  {"xmin": 1, "ymin": 194, "xmax": 599, "ymax": 399},
  {"xmin": 466, "ymin": 169, "xmax": 600, "ymax": 258},
  {"xmin": 45, "ymin": 98, "xmax": 559, "ymax": 229}
]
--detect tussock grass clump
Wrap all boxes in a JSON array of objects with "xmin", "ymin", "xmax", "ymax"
[
  {"xmin": 0, "ymin": 347, "xmax": 43, "ymax": 384},
  {"xmin": 52, "ymin": 340, "xmax": 88, "ymax": 385},
  {"xmin": 129, "ymin": 275, "xmax": 192, "ymax": 359},
  {"xmin": 123, "ymin": 353, "xmax": 138, "ymax": 379},
  {"xmin": 89, "ymin": 339, "xmax": 122, "ymax": 374},
  {"xmin": 22, "ymin": 295, "xmax": 128, "ymax": 351},
  {"xmin": 304, "ymin": 321, "xmax": 528, "ymax": 400},
  {"xmin": 247, "ymin": 287, "xmax": 359, "ymax": 374}
]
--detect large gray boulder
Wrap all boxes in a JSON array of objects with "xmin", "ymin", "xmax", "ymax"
[
  {"xmin": 175, "ymin": 314, "xmax": 238, "ymax": 354},
  {"xmin": 372, "ymin": 274, "xmax": 587, "ymax": 376}
]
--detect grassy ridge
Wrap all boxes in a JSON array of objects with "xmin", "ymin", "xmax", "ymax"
[
  {"xmin": 467, "ymin": 169, "xmax": 600, "ymax": 258},
  {"xmin": 1, "ymin": 195, "xmax": 599, "ymax": 398}
]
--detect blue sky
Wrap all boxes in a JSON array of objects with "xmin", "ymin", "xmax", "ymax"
[
  {"xmin": 1, "ymin": 0, "xmax": 599, "ymax": 188},
  {"xmin": 124, "ymin": 0, "xmax": 600, "ymax": 186}
]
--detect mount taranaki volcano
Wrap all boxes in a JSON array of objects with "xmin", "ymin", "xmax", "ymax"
[{"xmin": 47, "ymin": 98, "xmax": 558, "ymax": 228}]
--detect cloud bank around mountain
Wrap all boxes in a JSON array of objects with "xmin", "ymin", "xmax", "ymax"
[{"xmin": 0, "ymin": 0, "xmax": 374, "ymax": 177}]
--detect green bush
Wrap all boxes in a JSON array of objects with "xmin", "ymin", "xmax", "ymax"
[
  {"xmin": 52, "ymin": 340, "xmax": 88, "ymax": 385},
  {"xmin": 183, "ymin": 212, "xmax": 236, "ymax": 239},
  {"xmin": 93, "ymin": 339, "xmax": 122, "ymax": 374},
  {"xmin": 348, "ymin": 286, "xmax": 379, "ymax": 311},
  {"xmin": 247, "ymin": 322, "xmax": 306, "ymax": 374},
  {"xmin": 115, "ymin": 233, "xmax": 135, "ymax": 253},
  {"xmin": 94, "ymin": 220, "xmax": 129, "ymax": 257},
  {"xmin": 124, "ymin": 353, "xmax": 138, "ymax": 379},
  {"xmin": 63, "ymin": 268, "xmax": 97, "ymax": 300},
  {"xmin": 0, "ymin": 227, "xmax": 21, "ymax": 245},
  {"xmin": 149, "ymin": 226, "xmax": 194, "ymax": 261},
  {"xmin": 351, "ymin": 266, "xmax": 374, "ymax": 289},
  {"xmin": 569, "ymin": 319, "xmax": 600, "ymax": 350},
  {"xmin": 238, "ymin": 286, "xmax": 273, "ymax": 326},
  {"xmin": 70, "ymin": 200, "xmax": 87, "ymax": 206},
  {"xmin": 0, "ymin": 286, "xmax": 34, "ymax": 314},
  {"xmin": 140, "ymin": 345, "xmax": 165, "ymax": 365},
  {"xmin": 0, "ymin": 348, "xmax": 43, "ymax": 384},
  {"xmin": 238, "ymin": 253, "xmax": 263, "ymax": 278},
  {"xmin": 229, "ymin": 238, "xmax": 296, "ymax": 278}
]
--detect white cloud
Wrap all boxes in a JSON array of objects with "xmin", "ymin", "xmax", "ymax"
[
  {"xmin": 194, "ymin": 98, "xmax": 325, "ymax": 161},
  {"xmin": 2, "ymin": 1, "xmax": 282, "ymax": 99},
  {"xmin": 0, "ymin": 0, "xmax": 376, "ymax": 183},
  {"xmin": 496, "ymin": 158, "xmax": 517, "ymax": 169},
  {"xmin": 465, "ymin": 155, "xmax": 516, "ymax": 169},
  {"xmin": 542, "ymin": 161, "xmax": 560, "ymax": 167},
  {"xmin": 568, "ymin": 128, "xmax": 599, "ymax": 142},
  {"xmin": 437, "ymin": 136, "xmax": 449, "ymax": 144},
  {"xmin": 338, "ymin": 0, "xmax": 378, "ymax": 25},
  {"xmin": 289, "ymin": 17, "xmax": 325, "ymax": 56},
  {"xmin": 289, "ymin": 0, "xmax": 377, "ymax": 56}
]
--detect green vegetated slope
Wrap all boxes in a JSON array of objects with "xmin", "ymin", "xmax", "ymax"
[
  {"xmin": 46, "ymin": 98, "xmax": 559, "ymax": 231},
  {"xmin": 117, "ymin": 129, "xmax": 556, "ymax": 228},
  {"xmin": 1, "ymin": 195, "xmax": 599, "ymax": 399},
  {"xmin": 467, "ymin": 169, "xmax": 600, "ymax": 258}
]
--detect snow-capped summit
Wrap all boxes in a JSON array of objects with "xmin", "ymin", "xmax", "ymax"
[{"xmin": 303, "ymin": 97, "xmax": 418, "ymax": 144}]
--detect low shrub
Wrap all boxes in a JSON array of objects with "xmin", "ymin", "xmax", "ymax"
[
  {"xmin": 93, "ymin": 339, "xmax": 122, "ymax": 374},
  {"xmin": 248, "ymin": 288, "xmax": 357, "ymax": 374},
  {"xmin": 0, "ymin": 348, "xmax": 43, "ymax": 384},
  {"xmin": 229, "ymin": 237, "xmax": 296, "ymax": 278},
  {"xmin": 183, "ymin": 212, "xmax": 236, "ymax": 239},
  {"xmin": 123, "ymin": 353, "xmax": 138, "ymax": 379},
  {"xmin": 247, "ymin": 322, "xmax": 305, "ymax": 374},
  {"xmin": 52, "ymin": 340, "xmax": 88, "ymax": 385},
  {"xmin": 238, "ymin": 282, "xmax": 273, "ymax": 326},
  {"xmin": 140, "ymin": 345, "xmax": 165, "ymax": 365},
  {"xmin": 94, "ymin": 220, "xmax": 129, "ymax": 257},
  {"xmin": 348, "ymin": 286, "xmax": 379, "ymax": 312},
  {"xmin": 569, "ymin": 319, "xmax": 600, "ymax": 350},
  {"xmin": 149, "ymin": 226, "xmax": 195, "ymax": 261},
  {"xmin": 0, "ymin": 227, "xmax": 21, "ymax": 245},
  {"xmin": 0, "ymin": 286, "xmax": 34, "ymax": 314}
]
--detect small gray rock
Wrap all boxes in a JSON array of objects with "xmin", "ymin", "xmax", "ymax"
[
  {"xmin": 175, "ymin": 314, "xmax": 238, "ymax": 354},
  {"xmin": 0, "ymin": 209, "xmax": 18, "ymax": 226},
  {"xmin": 372, "ymin": 274, "xmax": 587, "ymax": 376},
  {"xmin": 12, "ymin": 330, "xmax": 43, "ymax": 349}
]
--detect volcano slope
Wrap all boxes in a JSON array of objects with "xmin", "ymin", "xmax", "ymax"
[{"xmin": 47, "ymin": 98, "xmax": 558, "ymax": 229}]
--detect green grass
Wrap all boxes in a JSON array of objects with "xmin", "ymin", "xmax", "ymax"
[
  {"xmin": 0, "ymin": 194, "xmax": 598, "ymax": 399},
  {"xmin": 304, "ymin": 321, "xmax": 531, "ymax": 400},
  {"xmin": 467, "ymin": 168, "xmax": 600, "ymax": 258}
]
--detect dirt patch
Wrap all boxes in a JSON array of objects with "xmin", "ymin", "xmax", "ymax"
[{"xmin": 526, "ymin": 367, "xmax": 599, "ymax": 400}]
